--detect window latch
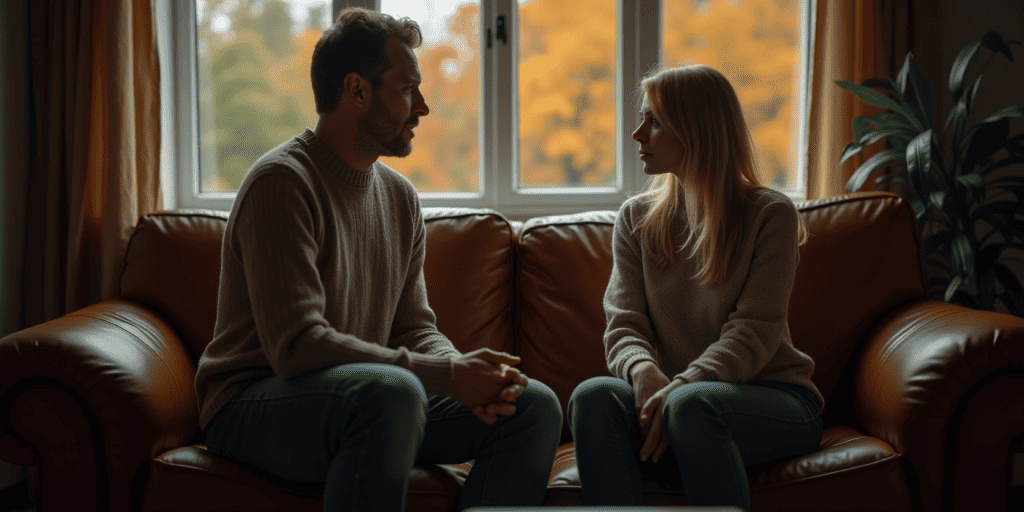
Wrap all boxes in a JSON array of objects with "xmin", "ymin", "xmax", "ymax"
[{"xmin": 496, "ymin": 15, "xmax": 507, "ymax": 45}]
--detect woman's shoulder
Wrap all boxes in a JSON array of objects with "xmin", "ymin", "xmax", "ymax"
[{"xmin": 748, "ymin": 187, "xmax": 799, "ymax": 218}]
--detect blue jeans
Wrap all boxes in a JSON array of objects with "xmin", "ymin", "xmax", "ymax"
[
  {"xmin": 567, "ymin": 376, "xmax": 822, "ymax": 512},
  {"xmin": 204, "ymin": 362, "xmax": 563, "ymax": 512}
]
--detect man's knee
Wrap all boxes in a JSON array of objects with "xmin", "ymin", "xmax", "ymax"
[
  {"xmin": 516, "ymin": 380, "xmax": 563, "ymax": 425},
  {"xmin": 567, "ymin": 376, "xmax": 632, "ymax": 425},
  {"xmin": 328, "ymin": 363, "xmax": 428, "ymax": 423}
]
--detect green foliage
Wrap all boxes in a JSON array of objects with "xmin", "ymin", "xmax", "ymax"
[{"xmin": 837, "ymin": 31, "xmax": 1024, "ymax": 314}]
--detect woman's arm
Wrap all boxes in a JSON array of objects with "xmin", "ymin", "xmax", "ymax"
[{"xmin": 604, "ymin": 203, "xmax": 660, "ymax": 384}]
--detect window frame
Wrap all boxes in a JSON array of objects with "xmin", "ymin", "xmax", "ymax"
[{"xmin": 160, "ymin": 0, "xmax": 810, "ymax": 215}]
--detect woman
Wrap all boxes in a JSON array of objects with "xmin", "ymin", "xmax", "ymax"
[{"xmin": 567, "ymin": 65, "xmax": 824, "ymax": 512}]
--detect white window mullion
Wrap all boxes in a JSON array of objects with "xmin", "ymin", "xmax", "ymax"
[
  {"xmin": 621, "ymin": 0, "xmax": 660, "ymax": 197},
  {"xmin": 491, "ymin": 0, "xmax": 516, "ymax": 213}
]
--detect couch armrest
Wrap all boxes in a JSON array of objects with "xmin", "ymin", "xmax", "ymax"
[
  {"xmin": 0, "ymin": 299, "xmax": 198, "ymax": 512},
  {"xmin": 852, "ymin": 298, "xmax": 1024, "ymax": 512}
]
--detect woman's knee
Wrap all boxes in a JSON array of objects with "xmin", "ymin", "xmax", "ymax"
[{"xmin": 663, "ymin": 381, "xmax": 736, "ymax": 429}]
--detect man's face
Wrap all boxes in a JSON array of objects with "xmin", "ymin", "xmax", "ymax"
[{"xmin": 357, "ymin": 38, "xmax": 429, "ymax": 158}]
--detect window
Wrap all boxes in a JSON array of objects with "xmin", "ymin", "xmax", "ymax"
[{"xmin": 163, "ymin": 0, "xmax": 811, "ymax": 215}]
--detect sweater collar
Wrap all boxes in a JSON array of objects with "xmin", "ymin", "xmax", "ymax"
[{"xmin": 298, "ymin": 129, "xmax": 375, "ymax": 188}]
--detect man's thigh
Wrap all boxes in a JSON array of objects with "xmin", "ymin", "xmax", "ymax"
[{"xmin": 205, "ymin": 362, "xmax": 427, "ymax": 483}]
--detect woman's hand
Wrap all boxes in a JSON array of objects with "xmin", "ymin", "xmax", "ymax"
[
  {"xmin": 637, "ymin": 374, "xmax": 688, "ymax": 463},
  {"xmin": 629, "ymin": 361, "xmax": 669, "ymax": 437}
]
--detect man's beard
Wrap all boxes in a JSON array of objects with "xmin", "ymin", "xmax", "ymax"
[{"xmin": 357, "ymin": 95, "xmax": 414, "ymax": 158}]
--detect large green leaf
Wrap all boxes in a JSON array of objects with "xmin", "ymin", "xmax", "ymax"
[
  {"xmin": 905, "ymin": 52, "xmax": 934, "ymax": 128},
  {"xmin": 846, "ymin": 149, "xmax": 904, "ymax": 193},
  {"xmin": 837, "ymin": 81, "xmax": 924, "ymax": 131},
  {"xmin": 950, "ymin": 233, "xmax": 976, "ymax": 278},
  {"xmin": 949, "ymin": 31, "xmax": 1017, "ymax": 103},
  {"xmin": 944, "ymin": 274, "xmax": 966, "ymax": 302},
  {"xmin": 981, "ymin": 104, "xmax": 1024, "ymax": 125},
  {"xmin": 896, "ymin": 52, "xmax": 934, "ymax": 127},
  {"xmin": 840, "ymin": 141, "xmax": 864, "ymax": 166},
  {"xmin": 906, "ymin": 130, "xmax": 937, "ymax": 202},
  {"xmin": 955, "ymin": 172, "xmax": 986, "ymax": 204}
]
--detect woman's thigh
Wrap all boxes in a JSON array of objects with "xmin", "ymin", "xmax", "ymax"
[{"xmin": 663, "ymin": 380, "xmax": 822, "ymax": 466}]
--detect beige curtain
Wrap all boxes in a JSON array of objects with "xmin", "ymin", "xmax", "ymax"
[
  {"xmin": 20, "ymin": 0, "xmax": 161, "ymax": 329},
  {"xmin": 805, "ymin": 0, "xmax": 883, "ymax": 200},
  {"xmin": 805, "ymin": 0, "xmax": 946, "ymax": 201}
]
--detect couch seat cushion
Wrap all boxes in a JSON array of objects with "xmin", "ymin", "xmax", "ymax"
[
  {"xmin": 141, "ymin": 445, "xmax": 465, "ymax": 512},
  {"xmin": 543, "ymin": 426, "xmax": 912, "ymax": 511}
]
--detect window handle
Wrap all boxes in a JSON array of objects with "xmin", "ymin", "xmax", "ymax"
[{"xmin": 496, "ymin": 15, "xmax": 507, "ymax": 45}]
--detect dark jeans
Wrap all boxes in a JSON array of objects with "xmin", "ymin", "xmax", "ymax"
[
  {"xmin": 567, "ymin": 376, "xmax": 822, "ymax": 512},
  {"xmin": 205, "ymin": 362, "xmax": 563, "ymax": 512}
]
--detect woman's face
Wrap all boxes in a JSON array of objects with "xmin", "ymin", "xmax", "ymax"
[{"xmin": 632, "ymin": 94, "xmax": 684, "ymax": 176}]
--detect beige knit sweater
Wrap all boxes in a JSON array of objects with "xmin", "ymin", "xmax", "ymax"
[
  {"xmin": 604, "ymin": 187, "xmax": 825, "ymax": 411},
  {"xmin": 195, "ymin": 130, "xmax": 459, "ymax": 429}
]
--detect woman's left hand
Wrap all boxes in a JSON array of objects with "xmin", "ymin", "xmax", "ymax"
[{"xmin": 639, "ymin": 377, "xmax": 689, "ymax": 463}]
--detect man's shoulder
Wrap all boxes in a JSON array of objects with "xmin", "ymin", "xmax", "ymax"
[{"xmin": 239, "ymin": 137, "xmax": 317, "ymax": 192}]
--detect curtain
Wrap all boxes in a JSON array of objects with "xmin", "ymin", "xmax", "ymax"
[
  {"xmin": 18, "ymin": 0, "xmax": 161, "ymax": 330},
  {"xmin": 804, "ymin": 0, "xmax": 883, "ymax": 200},
  {"xmin": 804, "ymin": 0, "xmax": 946, "ymax": 201}
]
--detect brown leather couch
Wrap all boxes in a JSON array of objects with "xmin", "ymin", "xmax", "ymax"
[{"xmin": 2, "ymin": 191, "xmax": 1024, "ymax": 512}]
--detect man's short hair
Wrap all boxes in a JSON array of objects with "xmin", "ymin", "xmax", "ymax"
[{"xmin": 311, "ymin": 7, "xmax": 422, "ymax": 114}]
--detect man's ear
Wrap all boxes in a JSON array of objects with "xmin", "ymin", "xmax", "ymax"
[{"xmin": 342, "ymin": 72, "xmax": 371, "ymax": 109}]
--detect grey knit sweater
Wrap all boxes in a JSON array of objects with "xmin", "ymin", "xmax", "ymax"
[
  {"xmin": 195, "ymin": 129, "xmax": 459, "ymax": 429},
  {"xmin": 604, "ymin": 187, "xmax": 825, "ymax": 411}
]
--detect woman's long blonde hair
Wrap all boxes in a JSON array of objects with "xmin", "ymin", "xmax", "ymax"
[{"xmin": 635, "ymin": 65, "xmax": 807, "ymax": 285}]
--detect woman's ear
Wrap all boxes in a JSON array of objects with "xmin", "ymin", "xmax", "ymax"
[{"xmin": 342, "ymin": 72, "xmax": 371, "ymax": 109}]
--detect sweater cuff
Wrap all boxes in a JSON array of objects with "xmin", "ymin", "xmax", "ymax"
[
  {"xmin": 677, "ymin": 366, "xmax": 706, "ymax": 384},
  {"xmin": 408, "ymin": 352, "xmax": 455, "ymax": 395},
  {"xmin": 617, "ymin": 350, "xmax": 657, "ymax": 384}
]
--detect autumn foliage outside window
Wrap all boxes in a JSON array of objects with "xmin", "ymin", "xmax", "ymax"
[{"xmin": 196, "ymin": 0, "xmax": 802, "ymax": 195}]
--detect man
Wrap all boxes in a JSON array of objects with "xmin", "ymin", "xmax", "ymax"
[{"xmin": 195, "ymin": 8, "xmax": 563, "ymax": 512}]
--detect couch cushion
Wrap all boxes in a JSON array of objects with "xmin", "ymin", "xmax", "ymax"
[
  {"xmin": 119, "ymin": 207, "xmax": 516, "ymax": 363},
  {"xmin": 543, "ymin": 426, "xmax": 912, "ymax": 511},
  {"xmin": 422, "ymin": 208, "xmax": 516, "ymax": 354},
  {"xmin": 515, "ymin": 211, "xmax": 618, "ymax": 437},
  {"xmin": 789, "ymin": 192, "xmax": 927, "ymax": 402},
  {"xmin": 141, "ymin": 445, "xmax": 463, "ymax": 512}
]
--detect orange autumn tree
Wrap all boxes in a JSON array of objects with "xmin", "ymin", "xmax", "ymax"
[
  {"xmin": 663, "ymin": 0, "xmax": 801, "ymax": 190},
  {"xmin": 202, "ymin": 0, "xmax": 801, "ymax": 194},
  {"xmin": 384, "ymin": 0, "xmax": 800, "ymax": 192}
]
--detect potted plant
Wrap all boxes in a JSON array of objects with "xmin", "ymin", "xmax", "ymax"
[{"xmin": 837, "ymin": 31, "xmax": 1024, "ymax": 315}]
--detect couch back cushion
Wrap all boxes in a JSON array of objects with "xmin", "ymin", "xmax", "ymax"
[
  {"xmin": 515, "ymin": 211, "xmax": 618, "ymax": 435},
  {"xmin": 119, "ymin": 208, "xmax": 516, "ymax": 363},
  {"xmin": 513, "ymin": 191, "xmax": 928, "ymax": 432},
  {"xmin": 421, "ymin": 208, "xmax": 517, "ymax": 354},
  {"xmin": 121, "ymin": 211, "xmax": 229, "ymax": 361}
]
